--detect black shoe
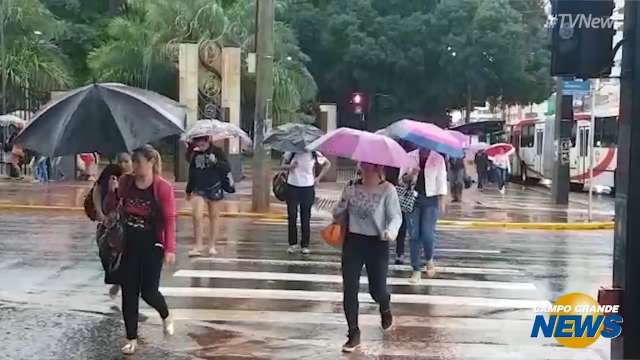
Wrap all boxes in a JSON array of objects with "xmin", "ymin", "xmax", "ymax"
[
  {"xmin": 381, "ymin": 309, "xmax": 393, "ymax": 330},
  {"xmin": 394, "ymin": 255, "xmax": 404, "ymax": 265},
  {"xmin": 342, "ymin": 329, "xmax": 361, "ymax": 353}
]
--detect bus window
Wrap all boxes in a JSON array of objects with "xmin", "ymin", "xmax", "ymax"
[
  {"xmin": 594, "ymin": 116, "xmax": 618, "ymax": 147},
  {"xmin": 571, "ymin": 122, "xmax": 577, "ymax": 147},
  {"xmin": 522, "ymin": 125, "xmax": 535, "ymax": 147},
  {"xmin": 536, "ymin": 130, "xmax": 544, "ymax": 155}
]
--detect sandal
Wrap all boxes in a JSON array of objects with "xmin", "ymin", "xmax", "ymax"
[
  {"xmin": 121, "ymin": 340, "xmax": 137, "ymax": 355},
  {"xmin": 188, "ymin": 248, "xmax": 203, "ymax": 257}
]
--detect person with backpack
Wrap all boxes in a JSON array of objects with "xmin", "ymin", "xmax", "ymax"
[
  {"xmin": 186, "ymin": 135, "xmax": 231, "ymax": 257},
  {"xmin": 103, "ymin": 145, "xmax": 176, "ymax": 355},
  {"xmin": 281, "ymin": 150, "xmax": 331, "ymax": 255},
  {"xmin": 88, "ymin": 153, "xmax": 133, "ymax": 299}
]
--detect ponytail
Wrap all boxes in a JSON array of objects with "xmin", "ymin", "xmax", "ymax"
[{"xmin": 152, "ymin": 149, "xmax": 162, "ymax": 175}]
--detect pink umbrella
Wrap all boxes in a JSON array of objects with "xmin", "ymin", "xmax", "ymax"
[
  {"xmin": 307, "ymin": 128, "xmax": 415, "ymax": 168},
  {"xmin": 446, "ymin": 130, "xmax": 468, "ymax": 147},
  {"xmin": 485, "ymin": 143, "xmax": 515, "ymax": 157}
]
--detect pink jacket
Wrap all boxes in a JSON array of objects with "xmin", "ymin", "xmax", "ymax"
[{"xmin": 104, "ymin": 175, "xmax": 177, "ymax": 255}]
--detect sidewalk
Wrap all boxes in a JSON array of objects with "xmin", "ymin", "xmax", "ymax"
[{"xmin": 0, "ymin": 177, "xmax": 615, "ymax": 227}]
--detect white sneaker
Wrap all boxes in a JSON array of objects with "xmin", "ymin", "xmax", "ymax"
[
  {"xmin": 301, "ymin": 248, "xmax": 311, "ymax": 255},
  {"xmin": 121, "ymin": 339, "xmax": 137, "ymax": 355},
  {"xmin": 409, "ymin": 271, "xmax": 421, "ymax": 284},
  {"xmin": 425, "ymin": 260, "xmax": 436, "ymax": 278},
  {"xmin": 163, "ymin": 315, "xmax": 175, "ymax": 336},
  {"xmin": 287, "ymin": 245, "xmax": 299, "ymax": 254},
  {"xmin": 499, "ymin": 187, "xmax": 506, "ymax": 195}
]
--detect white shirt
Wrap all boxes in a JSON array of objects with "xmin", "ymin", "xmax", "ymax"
[
  {"xmin": 283, "ymin": 151, "xmax": 328, "ymax": 187},
  {"xmin": 490, "ymin": 154, "xmax": 511, "ymax": 172},
  {"xmin": 402, "ymin": 151, "xmax": 448, "ymax": 197}
]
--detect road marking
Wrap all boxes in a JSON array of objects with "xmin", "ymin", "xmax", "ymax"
[
  {"xmin": 173, "ymin": 269, "xmax": 535, "ymax": 290},
  {"xmin": 193, "ymin": 257, "xmax": 524, "ymax": 275},
  {"xmin": 208, "ymin": 242, "xmax": 501, "ymax": 255},
  {"xmin": 160, "ymin": 287, "xmax": 549, "ymax": 309},
  {"xmin": 142, "ymin": 308, "xmax": 533, "ymax": 330}
]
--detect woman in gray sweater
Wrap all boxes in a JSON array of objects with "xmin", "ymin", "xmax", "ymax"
[{"xmin": 333, "ymin": 162, "xmax": 402, "ymax": 353}]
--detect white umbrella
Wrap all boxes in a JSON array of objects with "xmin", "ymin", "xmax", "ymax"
[
  {"xmin": 183, "ymin": 119, "xmax": 252, "ymax": 149},
  {"xmin": 0, "ymin": 115, "xmax": 26, "ymax": 128}
]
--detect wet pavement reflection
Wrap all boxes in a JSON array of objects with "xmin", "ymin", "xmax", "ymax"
[
  {"xmin": 0, "ymin": 179, "xmax": 615, "ymax": 223},
  {"xmin": 0, "ymin": 209, "xmax": 613, "ymax": 359}
]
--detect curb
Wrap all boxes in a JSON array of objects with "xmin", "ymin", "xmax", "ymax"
[
  {"xmin": 437, "ymin": 220, "xmax": 614, "ymax": 230},
  {"xmin": 0, "ymin": 204, "xmax": 613, "ymax": 230},
  {"xmin": 0, "ymin": 204, "xmax": 287, "ymax": 220}
]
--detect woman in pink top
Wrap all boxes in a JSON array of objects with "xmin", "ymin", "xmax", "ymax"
[{"xmin": 104, "ymin": 144, "xmax": 176, "ymax": 355}]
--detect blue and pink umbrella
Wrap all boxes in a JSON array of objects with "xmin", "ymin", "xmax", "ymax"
[{"xmin": 382, "ymin": 119, "xmax": 465, "ymax": 158}]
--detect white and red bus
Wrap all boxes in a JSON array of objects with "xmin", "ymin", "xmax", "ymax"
[{"xmin": 509, "ymin": 110, "xmax": 618, "ymax": 193}]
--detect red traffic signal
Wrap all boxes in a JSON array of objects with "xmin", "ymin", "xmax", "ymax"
[{"xmin": 350, "ymin": 92, "xmax": 366, "ymax": 114}]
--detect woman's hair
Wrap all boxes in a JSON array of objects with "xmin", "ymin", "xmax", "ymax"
[
  {"xmin": 133, "ymin": 144, "xmax": 162, "ymax": 175},
  {"xmin": 116, "ymin": 152, "xmax": 131, "ymax": 163},
  {"xmin": 96, "ymin": 164, "xmax": 123, "ymax": 189}
]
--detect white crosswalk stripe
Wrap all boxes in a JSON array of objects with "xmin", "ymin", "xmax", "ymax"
[
  {"xmin": 192, "ymin": 257, "xmax": 523, "ymax": 275},
  {"xmin": 174, "ymin": 269, "xmax": 535, "ymax": 290},
  {"xmin": 157, "ymin": 235, "xmax": 572, "ymax": 358},
  {"xmin": 161, "ymin": 287, "xmax": 549, "ymax": 309}
]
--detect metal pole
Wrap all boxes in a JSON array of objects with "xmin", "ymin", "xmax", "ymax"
[
  {"xmin": 588, "ymin": 79, "xmax": 599, "ymax": 222},
  {"xmin": 251, "ymin": 0, "xmax": 274, "ymax": 212},
  {"xmin": 612, "ymin": 1, "xmax": 640, "ymax": 357},
  {"xmin": 552, "ymin": 77, "xmax": 571, "ymax": 205}
]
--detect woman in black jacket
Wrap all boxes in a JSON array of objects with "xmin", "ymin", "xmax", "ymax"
[{"xmin": 186, "ymin": 136, "xmax": 231, "ymax": 257}]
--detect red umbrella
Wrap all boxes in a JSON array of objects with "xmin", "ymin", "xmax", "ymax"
[{"xmin": 485, "ymin": 143, "xmax": 515, "ymax": 157}]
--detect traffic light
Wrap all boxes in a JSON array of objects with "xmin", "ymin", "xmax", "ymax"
[
  {"xmin": 551, "ymin": 0, "xmax": 616, "ymax": 79},
  {"xmin": 350, "ymin": 92, "xmax": 367, "ymax": 114}
]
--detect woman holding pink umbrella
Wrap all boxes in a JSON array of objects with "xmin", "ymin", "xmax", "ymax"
[{"xmin": 309, "ymin": 128, "xmax": 405, "ymax": 352}]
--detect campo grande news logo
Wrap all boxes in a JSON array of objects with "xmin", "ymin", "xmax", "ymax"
[{"xmin": 531, "ymin": 292, "xmax": 623, "ymax": 348}]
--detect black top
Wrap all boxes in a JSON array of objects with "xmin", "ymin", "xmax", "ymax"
[
  {"xmin": 475, "ymin": 152, "xmax": 489, "ymax": 170},
  {"xmin": 123, "ymin": 184, "xmax": 155, "ymax": 230},
  {"xmin": 186, "ymin": 146, "xmax": 231, "ymax": 195},
  {"xmin": 416, "ymin": 157, "xmax": 427, "ymax": 195}
]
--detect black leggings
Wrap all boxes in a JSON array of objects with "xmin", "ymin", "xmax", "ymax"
[
  {"xmin": 395, "ymin": 213, "xmax": 408, "ymax": 258},
  {"xmin": 286, "ymin": 184, "xmax": 315, "ymax": 248},
  {"xmin": 341, "ymin": 233, "xmax": 391, "ymax": 331},
  {"xmin": 121, "ymin": 227, "xmax": 169, "ymax": 340}
]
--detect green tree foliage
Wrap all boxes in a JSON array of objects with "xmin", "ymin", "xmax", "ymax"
[
  {"xmin": 88, "ymin": 0, "xmax": 316, "ymax": 125},
  {"xmin": 0, "ymin": 0, "xmax": 72, "ymax": 112},
  {"xmin": 282, "ymin": 0, "xmax": 552, "ymax": 127},
  {"xmin": 41, "ymin": 0, "xmax": 119, "ymax": 83}
]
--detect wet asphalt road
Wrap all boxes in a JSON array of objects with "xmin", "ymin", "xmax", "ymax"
[{"xmin": 0, "ymin": 211, "xmax": 613, "ymax": 359}]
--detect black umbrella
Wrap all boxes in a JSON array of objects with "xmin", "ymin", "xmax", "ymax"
[
  {"xmin": 15, "ymin": 83, "xmax": 186, "ymax": 156},
  {"xmin": 264, "ymin": 123, "xmax": 324, "ymax": 153}
]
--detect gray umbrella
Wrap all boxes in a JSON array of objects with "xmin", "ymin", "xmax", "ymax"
[
  {"xmin": 15, "ymin": 83, "xmax": 186, "ymax": 156},
  {"xmin": 264, "ymin": 123, "xmax": 324, "ymax": 153}
]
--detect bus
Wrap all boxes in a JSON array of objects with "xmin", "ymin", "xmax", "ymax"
[{"xmin": 509, "ymin": 109, "xmax": 618, "ymax": 193}]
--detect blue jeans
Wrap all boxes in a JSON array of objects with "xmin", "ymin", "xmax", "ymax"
[
  {"xmin": 409, "ymin": 194, "xmax": 439, "ymax": 271},
  {"xmin": 35, "ymin": 158, "xmax": 48, "ymax": 182},
  {"xmin": 496, "ymin": 167, "xmax": 507, "ymax": 190}
]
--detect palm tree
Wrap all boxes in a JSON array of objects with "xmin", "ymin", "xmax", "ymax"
[
  {"xmin": 0, "ymin": 0, "xmax": 71, "ymax": 113},
  {"xmin": 90, "ymin": 0, "xmax": 317, "ymax": 125}
]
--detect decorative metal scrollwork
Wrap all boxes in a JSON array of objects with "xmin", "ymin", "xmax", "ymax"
[{"xmin": 198, "ymin": 39, "xmax": 224, "ymax": 121}]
